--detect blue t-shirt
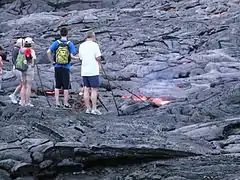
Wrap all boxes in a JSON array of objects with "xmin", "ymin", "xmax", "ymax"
[{"xmin": 49, "ymin": 39, "xmax": 76, "ymax": 69}]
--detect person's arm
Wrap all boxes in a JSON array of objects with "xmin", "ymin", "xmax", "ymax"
[
  {"xmin": 12, "ymin": 48, "xmax": 19, "ymax": 65},
  {"xmin": 71, "ymin": 53, "xmax": 79, "ymax": 60},
  {"xmin": 31, "ymin": 49, "xmax": 37, "ymax": 67},
  {"xmin": 95, "ymin": 44, "xmax": 102, "ymax": 72},
  {"xmin": 47, "ymin": 41, "xmax": 58, "ymax": 64},
  {"xmin": 69, "ymin": 42, "xmax": 79, "ymax": 60},
  {"xmin": 47, "ymin": 49, "xmax": 54, "ymax": 63},
  {"xmin": 0, "ymin": 56, "xmax": 3, "ymax": 74},
  {"xmin": 78, "ymin": 45, "xmax": 82, "ymax": 61},
  {"xmin": 96, "ymin": 56, "xmax": 102, "ymax": 71}
]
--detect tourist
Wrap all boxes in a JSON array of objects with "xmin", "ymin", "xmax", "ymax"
[
  {"xmin": 17, "ymin": 37, "xmax": 36, "ymax": 107},
  {"xmin": 47, "ymin": 27, "xmax": 78, "ymax": 108},
  {"xmin": 79, "ymin": 31, "xmax": 102, "ymax": 115},
  {"xmin": 9, "ymin": 38, "xmax": 25, "ymax": 103}
]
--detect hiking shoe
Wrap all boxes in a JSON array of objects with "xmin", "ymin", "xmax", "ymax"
[
  {"xmin": 85, "ymin": 109, "xmax": 91, "ymax": 114},
  {"xmin": 26, "ymin": 103, "xmax": 34, "ymax": 107},
  {"xmin": 9, "ymin": 94, "xmax": 18, "ymax": 104},
  {"xmin": 19, "ymin": 101, "xmax": 25, "ymax": 106},
  {"xmin": 91, "ymin": 109, "xmax": 102, "ymax": 115},
  {"xmin": 55, "ymin": 104, "xmax": 61, "ymax": 108},
  {"xmin": 64, "ymin": 104, "xmax": 72, "ymax": 109},
  {"xmin": 16, "ymin": 96, "xmax": 21, "ymax": 102}
]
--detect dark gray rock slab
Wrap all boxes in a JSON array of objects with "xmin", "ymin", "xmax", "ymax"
[
  {"xmin": 0, "ymin": 159, "xmax": 19, "ymax": 171},
  {"xmin": 11, "ymin": 163, "xmax": 38, "ymax": 178},
  {"xmin": 0, "ymin": 169, "xmax": 11, "ymax": 180},
  {"xmin": 0, "ymin": 0, "xmax": 240, "ymax": 179},
  {"xmin": 55, "ymin": 155, "xmax": 240, "ymax": 180}
]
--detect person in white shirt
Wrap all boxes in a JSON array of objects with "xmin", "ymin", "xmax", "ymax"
[{"xmin": 79, "ymin": 31, "xmax": 102, "ymax": 115}]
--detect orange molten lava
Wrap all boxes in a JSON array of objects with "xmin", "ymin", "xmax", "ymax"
[
  {"xmin": 46, "ymin": 91, "xmax": 55, "ymax": 95},
  {"xmin": 122, "ymin": 95, "xmax": 131, "ymax": 99},
  {"xmin": 133, "ymin": 96, "xmax": 147, "ymax": 101},
  {"xmin": 44, "ymin": 90, "xmax": 65, "ymax": 95},
  {"xmin": 122, "ymin": 95, "xmax": 171, "ymax": 106},
  {"xmin": 149, "ymin": 97, "xmax": 171, "ymax": 105}
]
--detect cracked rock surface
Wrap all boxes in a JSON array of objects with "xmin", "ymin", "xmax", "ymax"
[{"xmin": 0, "ymin": 0, "xmax": 240, "ymax": 179}]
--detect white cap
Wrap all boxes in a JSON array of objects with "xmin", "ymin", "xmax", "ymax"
[
  {"xmin": 16, "ymin": 38, "xmax": 24, "ymax": 46},
  {"xmin": 25, "ymin": 37, "xmax": 34, "ymax": 44}
]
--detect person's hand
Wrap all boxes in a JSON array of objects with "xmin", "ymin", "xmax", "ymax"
[
  {"xmin": 23, "ymin": 60, "xmax": 27, "ymax": 64},
  {"xmin": 99, "ymin": 65, "xmax": 102, "ymax": 73}
]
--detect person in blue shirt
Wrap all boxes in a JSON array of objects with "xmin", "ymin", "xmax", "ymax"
[{"xmin": 47, "ymin": 27, "xmax": 78, "ymax": 108}]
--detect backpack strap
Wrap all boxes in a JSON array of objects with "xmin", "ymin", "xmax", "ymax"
[
  {"xmin": 57, "ymin": 40, "xmax": 62, "ymax": 45},
  {"xmin": 57, "ymin": 40, "xmax": 70, "ymax": 45}
]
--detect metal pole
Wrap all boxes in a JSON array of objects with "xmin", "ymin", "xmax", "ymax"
[
  {"xmin": 36, "ymin": 64, "xmax": 51, "ymax": 107},
  {"xmin": 100, "ymin": 63, "xmax": 121, "ymax": 116},
  {"xmin": 97, "ymin": 95, "xmax": 108, "ymax": 112}
]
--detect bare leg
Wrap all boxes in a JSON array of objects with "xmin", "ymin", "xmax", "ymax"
[
  {"xmin": 20, "ymin": 73, "xmax": 27, "ymax": 105},
  {"xmin": 91, "ymin": 88, "xmax": 98, "ymax": 110},
  {"xmin": 55, "ymin": 88, "xmax": 60, "ymax": 105},
  {"xmin": 24, "ymin": 84, "xmax": 28, "ymax": 104},
  {"xmin": 25, "ymin": 79, "xmax": 32, "ymax": 104},
  {"xmin": 12, "ymin": 83, "xmax": 22, "ymax": 96},
  {"xmin": 63, "ymin": 89, "xmax": 69, "ymax": 106},
  {"xmin": 20, "ymin": 84, "xmax": 27, "ymax": 105},
  {"xmin": 13, "ymin": 70, "xmax": 23, "ymax": 96},
  {"xmin": 84, "ymin": 86, "xmax": 91, "ymax": 109}
]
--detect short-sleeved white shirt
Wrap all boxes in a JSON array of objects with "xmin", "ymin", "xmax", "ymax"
[{"xmin": 79, "ymin": 40, "xmax": 101, "ymax": 76}]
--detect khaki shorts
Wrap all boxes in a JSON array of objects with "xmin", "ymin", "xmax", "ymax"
[
  {"xmin": 14, "ymin": 69, "xmax": 22, "ymax": 82},
  {"xmin": 14, "ymin": 66, "xmax": 34, "ymax": 83},
  {"xmin": 22, "ymin": 66, "xmax": 34, "ymax": 83}
]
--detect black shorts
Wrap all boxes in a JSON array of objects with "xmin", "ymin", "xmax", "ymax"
[
  {"xmin": 83, "ymin": 75, "xmax": 100, "ymax": 88},
  {"xmin": 55, "ymin": 67, "xmax": 70, "ymax": 90}
]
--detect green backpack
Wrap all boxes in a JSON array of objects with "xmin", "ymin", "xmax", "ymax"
[
  {"xmin": 55, "ymin": 40, "xmax": 70, "ymax": 65},
  {"xmin": 15, "ymin": 49, "xmax": 29, "ymax": 72}
]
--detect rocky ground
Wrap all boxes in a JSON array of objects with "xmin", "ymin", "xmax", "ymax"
[{"xmin": 0, "ymin": 0, "xmax": 240, "ymax": 179}]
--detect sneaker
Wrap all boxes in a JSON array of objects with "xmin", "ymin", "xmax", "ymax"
[
  {"xmin": 91, "ymin": 109, "xmax": 102, "ymax": 115},
  {"xmin": 16, "ymin": 96, "xmax": 21, "ymax": 102},
  {"xmin": 19, "ymin": 101, "xmax": 25, "ymax": 106},
  {"xmin": 85, "ymin": 109, "xmax": 91, "ymax": 114},
  {"xmin": 55, "ymin": 104, "xmax": 61, "ymax": 108},
  {"xmin": 26, "ymin": 103, "xmax": 34, "ymax": 107},
  {"xmin": 64, "ymin": 104, "xmax": 72, "ymax": 109},
  {"xmin": 9, "ymin": 94, "xmax": 18, "ymax": 104}
]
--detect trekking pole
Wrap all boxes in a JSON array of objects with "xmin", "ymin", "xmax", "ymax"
[
  {"xmin": 35, "ymin": 64, "xmax": 51, "ymax": 107},
  {"xmin": 97, "ymin": 95, "xmax": 108, "ymax": 112},
  {"xmin": 100, "ymin": 63, "xmax": 121, "ymax": 116},
  {"xmin": 117, "ymin": 85, "xmax": 147, "ymax": 103}
]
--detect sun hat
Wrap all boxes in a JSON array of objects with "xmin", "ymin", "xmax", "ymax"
[
  {"xmin": 16, "ymin": 38, "xmax": 25, "ymax": 47},
  {"xmin": 24, "ymin": 37, "xmax": 34, "ymax": 44},
  {"xmin": 24, "ymin": 37, "xmax": 34, "ymax": 48}
]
